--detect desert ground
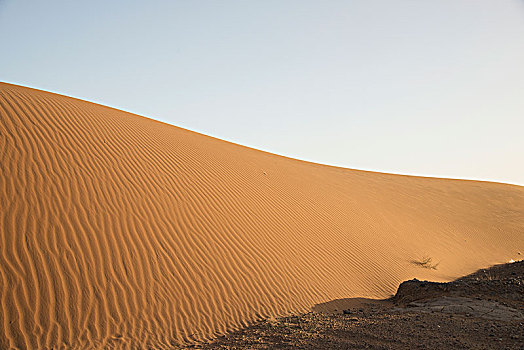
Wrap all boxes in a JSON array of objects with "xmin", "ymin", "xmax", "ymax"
[{"xmin": 0, "ymin": 82, "xmax": 523, "ymax": 349}]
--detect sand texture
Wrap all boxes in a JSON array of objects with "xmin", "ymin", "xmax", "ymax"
[{"xmin": 0, "ymin": 82, "xmax": 523, "ymax": 349}]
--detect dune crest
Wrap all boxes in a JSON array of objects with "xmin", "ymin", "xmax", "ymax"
[{"xmin": 0, "ymin": 82, "xmax": 522, "ymax": 349}]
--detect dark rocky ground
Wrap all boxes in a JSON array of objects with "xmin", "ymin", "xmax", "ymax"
[{"xmin": 181, "ymin": 261, "xmax": 524, "ymax": 349}]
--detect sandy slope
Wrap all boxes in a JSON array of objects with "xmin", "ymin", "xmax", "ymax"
[{"xmin": 0, "ymin": 82, "xmax": 522, "ymax": 349}]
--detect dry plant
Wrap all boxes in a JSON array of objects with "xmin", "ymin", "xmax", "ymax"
[{"xmin": 411, "ymin": 255, "xmax": 440, "ymax": 270}]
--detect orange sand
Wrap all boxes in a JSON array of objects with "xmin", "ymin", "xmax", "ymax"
[{"xmin": 0, "ymin": 82, "xmax": 522, "ymax": 349}]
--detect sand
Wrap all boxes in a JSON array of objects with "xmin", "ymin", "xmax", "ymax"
[{"xmin": 0, "ymin": 82, "xmax": 522, "ymax": 349}]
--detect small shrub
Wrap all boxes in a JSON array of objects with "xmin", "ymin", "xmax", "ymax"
[{"xmin": 411, "ymin": 256, "xmax": 440, "ymax": 270}]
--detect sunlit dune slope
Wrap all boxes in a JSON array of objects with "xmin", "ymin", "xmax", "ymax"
[{"xmin": 0, "ymin": 82, "xmax": 522, "ymax": 349}]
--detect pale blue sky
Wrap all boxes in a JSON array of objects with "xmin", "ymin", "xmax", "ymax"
[{"xmin": 1, "ymin": 1, "xmax": 523, "ymax": 185}]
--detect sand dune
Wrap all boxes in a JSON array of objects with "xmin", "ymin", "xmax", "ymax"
[{"xmin": 0, "ymin": 82, "xmax": 522, "ymax": 349}]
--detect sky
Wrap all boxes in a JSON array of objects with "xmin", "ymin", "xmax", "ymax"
[{"xmin": 1, "ymin": 1, "xmax": 523, "ymax": 185}]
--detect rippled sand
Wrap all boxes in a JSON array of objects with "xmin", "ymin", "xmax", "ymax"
[{"xmin": 0, "ymin": 82, "xmax": 522, "ymax": 348}]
